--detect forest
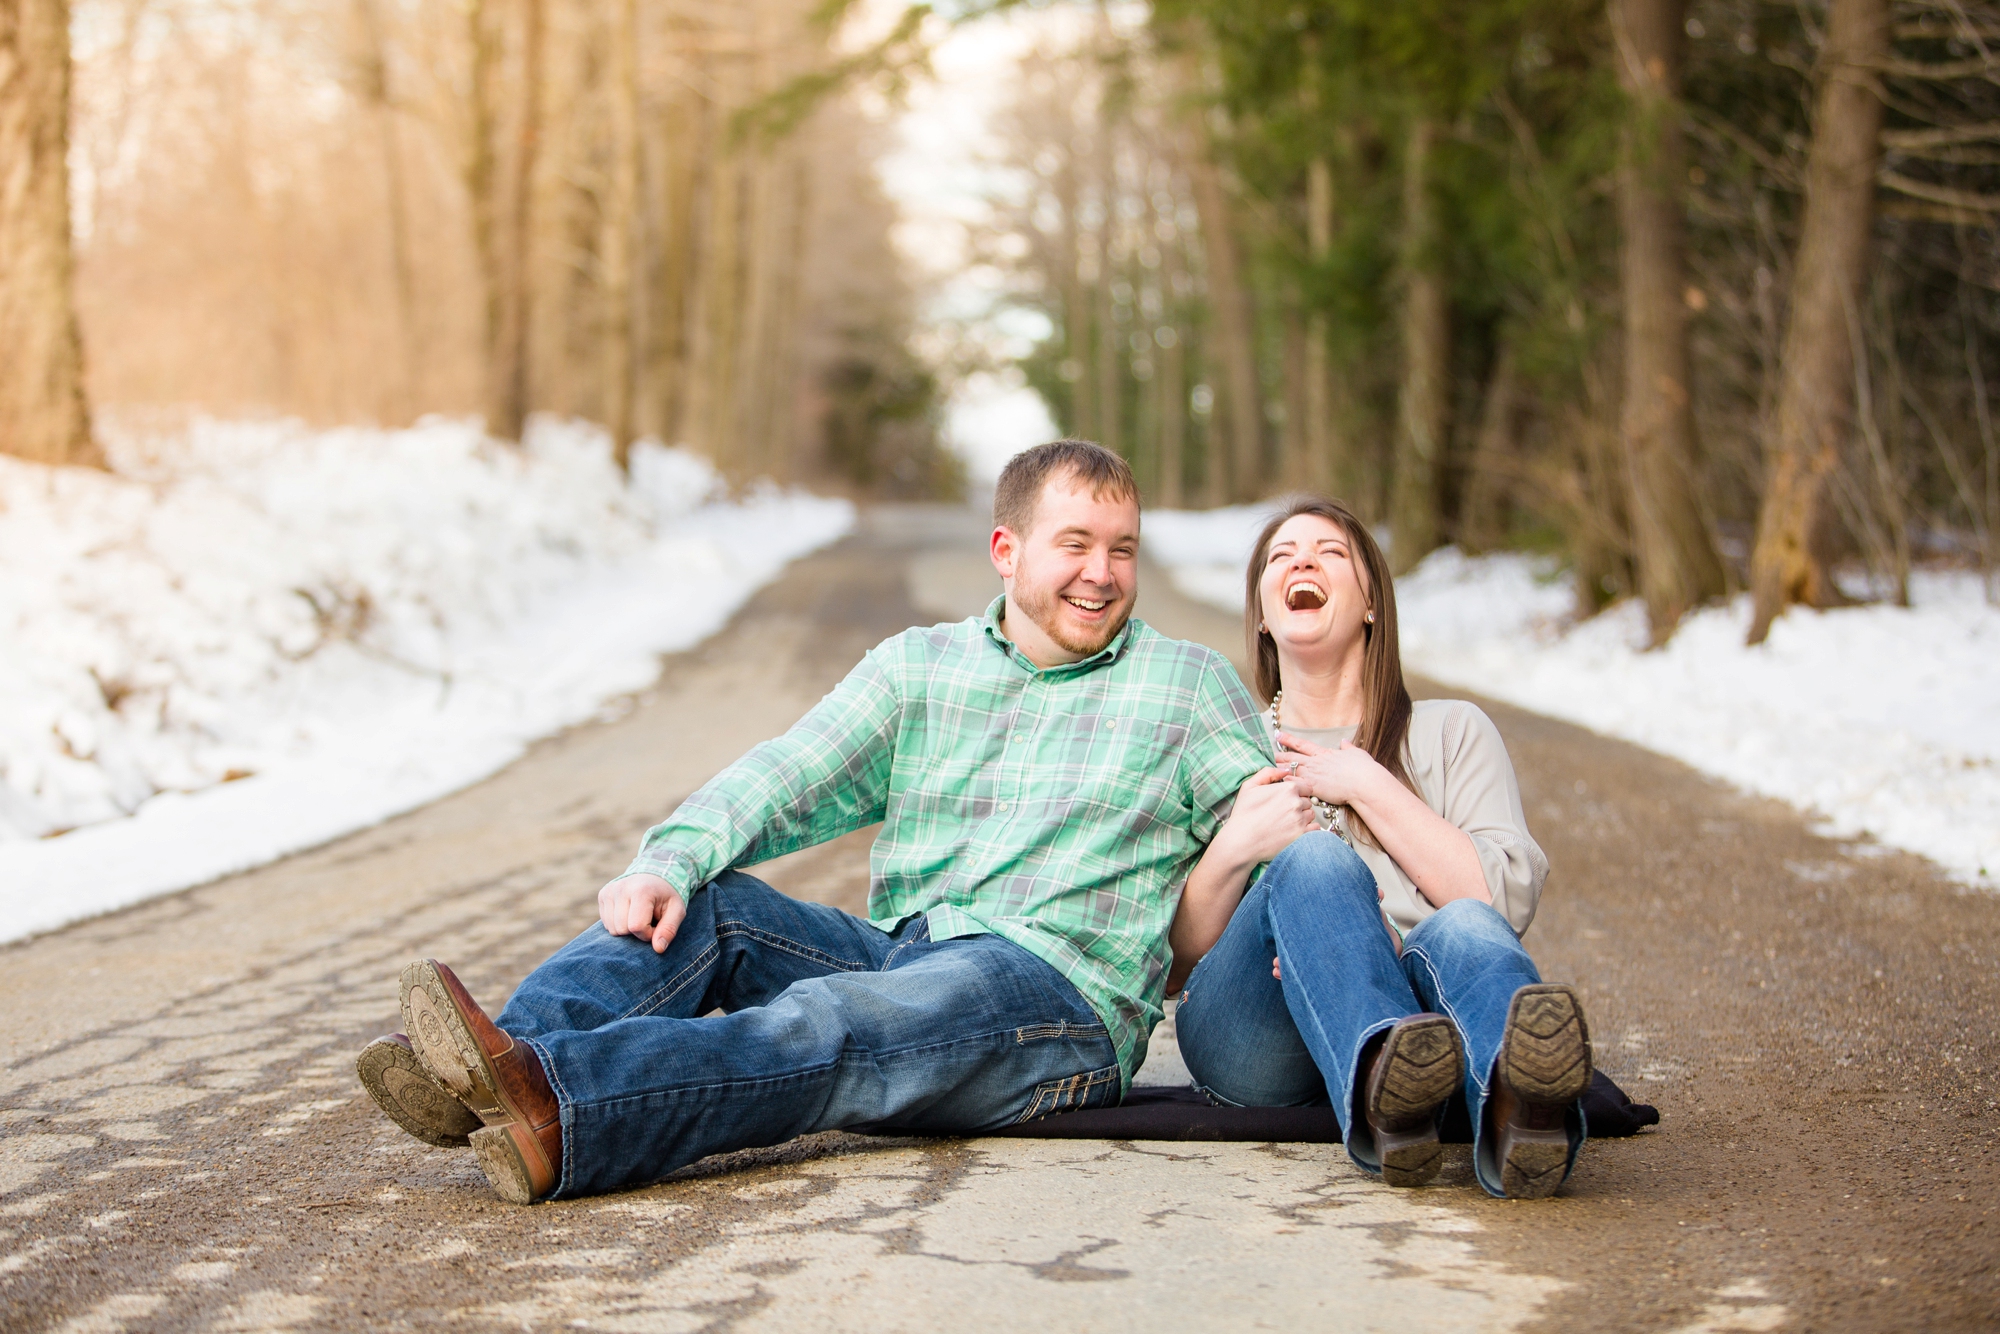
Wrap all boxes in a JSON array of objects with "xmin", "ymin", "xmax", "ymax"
[
  {"xmin": 3, "ymin": 0, "xmax": 1999, "ymax": 641},
  {"xmin": 1, "ymin": 0, "xmax": 953, "ymax": 494}
]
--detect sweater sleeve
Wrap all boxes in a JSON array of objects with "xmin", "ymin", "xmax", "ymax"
[{"xmin": 1434, "ymin": 702, "xmax": 1549, "ymax": 934}]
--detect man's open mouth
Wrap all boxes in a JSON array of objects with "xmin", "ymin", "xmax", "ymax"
[
  {"xmin": 1285, "ymin": 581, "xmax": 1327, "ymax": 611},
  {"xmin": 1063, "ymin": 596, "xmax": 1109, "ymax": 612}
]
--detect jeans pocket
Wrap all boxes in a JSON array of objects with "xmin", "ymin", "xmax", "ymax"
[{"xmin": 1013, "ymin": 1064, "xmax": 1121, "ymax": 1123}]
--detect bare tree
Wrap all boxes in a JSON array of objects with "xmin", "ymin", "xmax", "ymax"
[
  {"xmin": 1301, "ymin": 152, "xmax": 1337, "ymax": 494},
  {"xmin": 1391, "ymin": 116, "xmax": 1448, "ymax": 571},
  {"xmin": 465, "ymin": 0, "xmax": 504, "ymax": 433},
  {"xmin": 602, "ymin": 0, "xmax": 640, "ymax": 466},
  {"xmin": 493, "ymin": 0, "xmax": 545, "ymax": 442},
  {"xmin": 1746, "ymin": 0, "xmax": 1891, "ymax": 644},
  {"xmin": 1611, "ymin": 0, "xmax": 1727, "ymax": 643},
  {"xmin": 1183, "ymin": 114, "xmax": 1262, "ymax": 501},
  {"xmin": 0, "ymin": 0, "xmax": 99, "ymax": 467},
  {"xmin": 351, "ymin": 0, "xmax": 418, "ymax": 422}
]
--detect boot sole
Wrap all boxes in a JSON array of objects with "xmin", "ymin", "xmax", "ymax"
[
  {"xmin": 1494, "ymin": 984, "xmax": 1591, "ymax": 1200},
  {"xmin": 471, "ymin": 1124, "xmax": 540, "ymax": 1206},
  {"xmin": 400, "ymin": 960, "xmax": 513, "ymax": 1126},
  {"xmin": 355, "ymin": 1036, "xmax": 480, "ymax": 1148},
  {"xmin": 1498, "ymin": 1134, "xmax": 1571, "ymax": 1200},
  {"xmin": 1370, "ymin": 1016, "xmax": 1463, "ymax": 1187},
  {"xmin": 1496, "ymin": 985, "xmax": 1591, "ymax": 1104}
]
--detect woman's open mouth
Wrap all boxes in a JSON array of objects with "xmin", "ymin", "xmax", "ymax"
[{"xmin": 1284, "ymin": 581, "xmax": 1327, "ymax": 611}]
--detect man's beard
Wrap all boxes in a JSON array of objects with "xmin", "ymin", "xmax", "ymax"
[{"xmin": 1012, "ymin": 575, "xmax": 1131, "ymax": 658}]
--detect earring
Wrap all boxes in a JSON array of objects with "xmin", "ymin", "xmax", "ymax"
[
  {"xmin": 1365, "ymin": 610, "xmax": 1376, "ymax": 624},
  {"xmin": 1258, "ymin": 622, "xmax": 1267, "ymax": 633}
]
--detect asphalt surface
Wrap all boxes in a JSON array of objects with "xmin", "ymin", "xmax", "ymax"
[{"xmin": 1, "ymin": 504, "xmax": 1995, "ymax": 1331}]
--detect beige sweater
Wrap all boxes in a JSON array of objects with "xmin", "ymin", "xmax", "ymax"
[{"xmin": 1279, "ymin": 698, "xmax": 1548, "ymax": 939}]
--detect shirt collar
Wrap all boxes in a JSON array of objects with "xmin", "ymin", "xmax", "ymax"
[{"xmin": 981, "ymin": 593, "xmax": 1134, "ymax": 675}]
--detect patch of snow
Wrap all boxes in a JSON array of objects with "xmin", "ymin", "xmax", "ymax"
[
  {"xmin": 0, "ymin": 416, "xmax": 854, "ymax": 943},
  {"xmin": 1145, "ymin": 508, "xmax": 2000, "ymax": 887}
]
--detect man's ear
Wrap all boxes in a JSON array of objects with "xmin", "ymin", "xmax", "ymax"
[{"xmin": 990, "ymin": 526, "xmax": 1022, "ymax": 583}]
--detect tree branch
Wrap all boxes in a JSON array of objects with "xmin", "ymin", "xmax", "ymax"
[
  {"xmin": 1882, "ymin": 121, "xmax": 2000, "ymax": 147},
  {"xmin": 1878, "ymin": 168, "xmax": 2000, "ymax": 210}
]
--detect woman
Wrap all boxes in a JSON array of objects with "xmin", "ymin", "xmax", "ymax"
[{"xmin": 1169, "ymin": 496, "xmax": 1589, "ymax": 1200}]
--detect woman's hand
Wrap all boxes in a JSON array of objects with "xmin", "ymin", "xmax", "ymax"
[
  {"xmin": 1169, "ymin": 768, "xmax": 1317, "ymax": 982},
  {"xmin": 1272, "ymin": 730, "xmax": 1388, "ymax": 808},
  {"xmin": 1275, "ymin": 730, "xmax": 1492, "ymax": 910},
  {"xmin": 1211, "ymin": 767, "xmax": 1319, "ymax": 867}
]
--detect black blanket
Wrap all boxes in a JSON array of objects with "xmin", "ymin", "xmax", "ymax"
[{"xmin": 977, "ymin": 1070, "xmax": 1658, "ymax": 1143}]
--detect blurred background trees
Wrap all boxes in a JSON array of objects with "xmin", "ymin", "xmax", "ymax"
[
  {"xmin": 6, "ymin": 0, "xmax": 2000, "ymax": 633},
  {"xmin": 31, "ymin": 0, "xmax": 951, "ymax": 496},
  {"xmin": 976, "ymin": 0, "xmax": 2000, "ymax": 635}
]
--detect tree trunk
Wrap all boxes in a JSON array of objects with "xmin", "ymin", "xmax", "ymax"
[
  {"xmin": 1156, "ymin": 182, "xmax": 1188, "ymax": 508},
  {"xmin": 602, "ymin": 0, "xmax": 640, "ymax": 468},
  {"xmin": 0, "ymin": 0, "xmax": 99, "ymax": 467},
  {"xmin": 1280, "ymin": 300, "xmax": 1309, "ymax": 489},
  {"xmin": 1391, "ymin": 117, "xmax": 1448, "ymax": 572},
  {"xmin": 493, "ymin": 0, "xmax": 545, "ymax": 443},
  {"xmin": 354, "ymin": 0, "xmax": 416, "ymax": 424},
  {"xmin": 1302, "ymin": 153, "xmax": 1336, "ymax": 495},
  {"xmin": 1185, "ymin": 136, "xmax": 1262, "ymax": 501},
  {"xmin": 464, "ymin": 0, "xmax": 504, "ymax": 435},
  {"xmin": 1745, "ymin": 0, "xmax": 1890, "ymax": 644},
  {"xmin": 1611, "ymin": 0, "xmax": 1728, "ymax": 644},
  {"xmin": 1057, "ymin": 144, "xmax": 1093, "ymax": 440},
  {"xmin": 650, "ymin": 44, "xmax": 706, "ymax": 447},
  {"xmin": 1459, "ymin": 341, "xmax": 1519, "ymax": 552}
]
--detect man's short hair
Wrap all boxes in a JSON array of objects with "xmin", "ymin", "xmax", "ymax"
[{"xmin": 993, "ymin": 439, "xmax": 1139, "ymax": 536}]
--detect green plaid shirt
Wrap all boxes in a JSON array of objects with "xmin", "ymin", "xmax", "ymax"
[{"xmin": 623, "ymin": 595, "xmax": 1272, "ymax": 1086}]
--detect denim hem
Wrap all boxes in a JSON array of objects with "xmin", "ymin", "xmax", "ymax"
[
  {"xmin": 518, "ymin": 1034, "xmax": 572, "ymax": 1202},
  {"xmin": 1338, "ymin": 1014, "xmax": 1407, "ymax": 1176},
  {"xmin": 1470, "ymin": 1101, "xmax": 1588, "ymax": 1199}
]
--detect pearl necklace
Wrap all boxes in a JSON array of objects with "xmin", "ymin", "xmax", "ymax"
[{"xmin": 1268, "ymin": 689, "xmax": 1352, "ymax": 845}]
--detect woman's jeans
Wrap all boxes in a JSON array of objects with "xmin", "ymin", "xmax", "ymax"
[
  {"xmin": 1173, "ymin": 831, "xmax": 1582, "ymax": 1197},
  {"xmin": 495, "ymin": 870, "xmax": 1121, "ymax": 1198}
]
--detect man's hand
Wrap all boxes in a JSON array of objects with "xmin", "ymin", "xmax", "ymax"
[{"xmin": 598, "ymin": 874, "xmax": 687, "ymax": 954}]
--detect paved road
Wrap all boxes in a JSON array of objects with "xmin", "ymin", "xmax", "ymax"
[{"xmin": 1, "ymin": 505, "xmax": 1996, "ymax": 1331}]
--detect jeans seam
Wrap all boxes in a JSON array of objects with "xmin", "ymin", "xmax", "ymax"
[
  {"xmin": 882, "ymin": 916, "xmax": 933, "ymax": 970},
  {"xmin": 621, "ymin": 940, "xmax": 720, "ymax": 1021},
  {"xmin": 1401, "ymin": 943, "xmax": 1485, "ymax": 1098},
  {"xmin": 720, "ymin": 920, "xmax": 876, "ymax": 974}
]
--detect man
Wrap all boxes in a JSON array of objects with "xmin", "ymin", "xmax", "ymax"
[{"xmin": 358, "ymin": 440, "xmax": 1272, "ymax": 1203}]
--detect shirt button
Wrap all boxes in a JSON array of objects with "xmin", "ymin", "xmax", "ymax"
[
  {"xmin": 1013, "ymin": 734, "xmax": 1025, "ymax": 742},
  {"xmin": 997, "ymin": 801, "xmax": 1009, "ymax": 812},
  {"xmin": 1104, "ymin": 720, "xmax": 1116, "ymax": 730}
]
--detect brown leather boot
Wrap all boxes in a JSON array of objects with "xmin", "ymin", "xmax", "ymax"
[
  {"xmin": 355, "ymin": 1033, "xmax": 481, "ymax": 1148},
  {"xmin": 1487, "ymin": 983, "xmax": 1591, "ymax": 1199},
  {"xmin": 400, "ymin": 959, "xmax": 561, "ymax": 1204},
  {"xmin": 1359, "ymin": 1014, "xmax": 1464, "ymax": 1187}
]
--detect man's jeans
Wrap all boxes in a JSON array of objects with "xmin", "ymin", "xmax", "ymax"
[
  {"xmin": 494, "ymin": 871, "xmax": 1122, "ymax": 1198},
  {"xmin": 1173, "ymin": 832, "xmax": 1582, "ymax": 1197}
]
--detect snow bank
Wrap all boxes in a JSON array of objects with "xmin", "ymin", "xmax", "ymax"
[
  {"xmin": 1144, "ymin": 506, "xmax": 2000, "ymax": 887},
  {"xmin": 0, "ymin": 417, "xmax": 854, "ymax": 943}
]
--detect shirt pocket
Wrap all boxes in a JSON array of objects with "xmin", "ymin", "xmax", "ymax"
[{"xmin": 1066, "ymin": 716, "xmax": 1188, "ymax": 811}]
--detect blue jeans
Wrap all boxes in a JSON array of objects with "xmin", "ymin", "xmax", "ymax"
[
  {"xmin": 495, "ymin": 871, "xmax": 1121, "ymax": 1198},
  {"xmin": 1173, "ymin": 832, "xmax": 1582, "ymax": 1196}
]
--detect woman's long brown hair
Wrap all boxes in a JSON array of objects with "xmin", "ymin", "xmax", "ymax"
[{"xmin": 1243, "ymin": 496, "xmax": 1417, "ymax": 798}]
